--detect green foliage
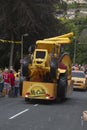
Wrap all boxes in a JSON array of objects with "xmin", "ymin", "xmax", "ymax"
[
  {"xmin": 67, "ymin": 3, "xmax": 77, "ymax": 9},
  {"xmin": 0, "ymin": 0, "xmax": 87, "ymax": 69},
  {"xmin": 0, "ymin": 0, "xmax": 67, "ymax": 69},
  {"xmin": 76, "ymin": 44, "xmax": 87, "ymax": 64},
  {"xmin": 59, "ymin": 15, "xmax": 87, "ymax": 65}
]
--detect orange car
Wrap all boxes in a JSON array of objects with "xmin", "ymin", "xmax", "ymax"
[{"xmin": 72, "ymin": 71, "xmax": 87, "ymax": 90}]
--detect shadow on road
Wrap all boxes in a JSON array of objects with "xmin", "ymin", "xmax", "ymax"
[{"xmin": 22, "ymin": 97, "xmax": 69, "ymax": 105}]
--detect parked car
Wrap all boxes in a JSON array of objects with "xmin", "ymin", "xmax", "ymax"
[{"xmin": 72, "ymin": 70, "xmax": 87, "ymax": 90}]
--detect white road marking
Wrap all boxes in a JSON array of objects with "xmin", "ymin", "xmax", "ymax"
[
  {"xmin": 9, "ymin": 109, "xmax": 29, "ymax": 120},
  {"xmin": 34, "ymin": 104, "xmax": 38, "ymax": 106}
]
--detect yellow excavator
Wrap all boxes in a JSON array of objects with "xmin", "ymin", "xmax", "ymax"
[{"xmin": 22, "ymin": 32, "xmax": 74, "ymax": 101}]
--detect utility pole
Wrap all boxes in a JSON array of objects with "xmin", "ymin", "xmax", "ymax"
[
  {"xmin": 9, "ymin": 35, "xmax": 14, "ymax": 69},
  {"xmin": 20, "ymin": 33, "xmax": 28, "ymax": 75},
  {"xmin": 73, "ymin": 39, "xmax": 76, "ymax": 65}
]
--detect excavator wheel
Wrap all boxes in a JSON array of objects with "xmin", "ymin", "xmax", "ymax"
[{"xmin": 57, "ymin": 73, "xmax": 67, "ymax": 99}]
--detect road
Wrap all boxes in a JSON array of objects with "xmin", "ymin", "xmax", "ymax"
[{"xmin": 0, "ymin": 90, "xmax": 87, "ymax": 130}]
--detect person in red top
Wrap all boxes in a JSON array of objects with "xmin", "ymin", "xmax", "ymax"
[
  {"xmin": 3, "ymin": 68, "xmax": 10, "ymax": 96},
  {"xmin": 9, "ymin": 70, "xmax": 15, "ymax": 97}
]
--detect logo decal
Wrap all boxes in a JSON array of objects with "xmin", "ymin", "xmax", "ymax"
[{"xmin": 29, "ymin": 84, "xmax": 47, "ymax": 97}]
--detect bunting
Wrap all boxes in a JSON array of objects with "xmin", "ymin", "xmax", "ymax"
[{"xmin": 0, "ymin": 39, "xmax": 21, "ymax": 44}]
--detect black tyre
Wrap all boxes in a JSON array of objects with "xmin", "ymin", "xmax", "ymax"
[
  {"xmin": 50, "ymin": 57, "xmax": 58, "ymax": 79},
  {"xmin": 57, "ymin": 73, "xmax": 67, "ymax": 99}
]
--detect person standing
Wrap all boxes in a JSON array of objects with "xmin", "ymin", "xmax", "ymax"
[
  {"xmin": 19, "ymin": 72, "xmax": 25, "ymax": 96},
  {"xmin": 15, "ymin": 74, "xmax": 19, "ymax": 97},
  {"xmin": 9, "ymin": 70, "xmax": 15, "ymax": 97},
  {"xmin": 0, "ymin": 69, "xmax": 4, "ymax": 95},
  {"xmin": 2, "ymin": 68, "xmax": 10, "ymax": 96}
]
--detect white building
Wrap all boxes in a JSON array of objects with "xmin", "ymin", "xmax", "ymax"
[{"xmin": 63, "ymin": 0, "xmax": 87, "ymax": 4}]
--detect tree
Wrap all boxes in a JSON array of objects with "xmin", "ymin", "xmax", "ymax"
[{"xmin": 0, "ymin": 0, "xmax": 67, "ymax": 70}]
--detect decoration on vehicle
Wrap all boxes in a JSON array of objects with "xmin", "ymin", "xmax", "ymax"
[
  {"xmin": 29, "ymin": 84, "xmax": 47, "ymax": 97},
  {"xmin": 61, "ymin": 54, "xmax": 72, "ymax": 79}
]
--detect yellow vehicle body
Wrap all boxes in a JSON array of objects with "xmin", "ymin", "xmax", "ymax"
[
  {"xmin": 22, "ymin": 32, "xmax": 74, "ymax": 101},
  {"xmin": 22, "ymin": 79, "xmax": 73, "ymax": 100},
  {"xmin": 22, "ymin": 82, "xmax": 57, "ymax": 100}
]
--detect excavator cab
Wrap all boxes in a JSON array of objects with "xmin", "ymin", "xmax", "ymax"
[{"xmin": 32, "ymin": 49, "xmax": 48, "ymax": 67}]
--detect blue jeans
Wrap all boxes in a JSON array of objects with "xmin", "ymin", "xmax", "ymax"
[
  {"xmin": 15, "ymin": 87, "xmax": 19, "ymax": 96},
  {"xmin": 0, "ymin": 82, "xmax": 4, "ymax": 93}
]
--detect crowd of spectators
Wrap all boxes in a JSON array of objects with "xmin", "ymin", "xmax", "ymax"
[
  {"xmin": 72, "ymin": 63, "xmax": 87, "ymax": 74},
  {"xmin": 0, "ymin": 66, "xmax": 20, "ymax": 97}
]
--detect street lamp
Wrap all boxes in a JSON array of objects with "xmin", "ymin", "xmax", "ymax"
[{"xmin": 21, "ymin": 33, "xmax": 28, "ymax": 74}]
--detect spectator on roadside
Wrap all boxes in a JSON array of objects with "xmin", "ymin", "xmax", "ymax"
[
  {"xmin": 75, "ymin": 64, "xmax": 79, "ymax": 70},
  {"xmin": 72, "ymin": 64, "xmax": 75, "ymax": 70},
  {"xmin": 15, "ymin": 74, "xmax": 19, "ymax": 97},
  {"xmin": 2, "ymin": 68, "xmax": 10, "ymax": 97},
  {"xmin": 80, "ymin": 65, "xmax": 85, "ymax": 72},
  {"xmin": 10, "ymin": 66, "xmax": 16, "ymax": 74},
  {"xmin": 0, "ymin": 69, "xmax": 4, "ymax": 95},
  {"xmin": 19, "ymin": 72, "xmax": 24, "ymax": 96},
  {"xmin": 9, "ymin": 70, "xmax": 15, "ymax": 97},
  {"xmin": 84, "ymin": 65, "xmax": 87, "ymax": 74}
]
